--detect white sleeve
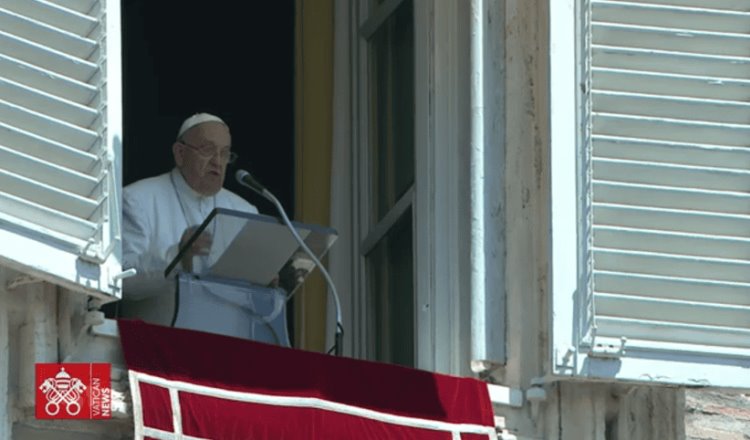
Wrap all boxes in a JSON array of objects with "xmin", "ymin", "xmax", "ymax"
[{"xmin": 122, "ymin": 189, "xmax": 179, "ymax": 300}]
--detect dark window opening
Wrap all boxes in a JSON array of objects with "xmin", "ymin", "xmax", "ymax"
[
  {"xmin": 122, "ymin": 0, "xmax": 294, "ymax": 214},
  {"xmin": 118, "ymin": 0, "xmax": 296, "ymax": 341}
]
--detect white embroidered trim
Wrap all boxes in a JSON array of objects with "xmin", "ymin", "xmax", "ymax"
[{"xmin": 129, "ymin": 369, "xmax": 497, "ymax": 440}]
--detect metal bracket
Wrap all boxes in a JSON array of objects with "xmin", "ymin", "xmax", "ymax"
[
  {"xmin": 80, "ymin": 236, "xmax": 104, "ymax": 263},
  {"xmin": 555, "ymin": 346, "xmax": 576, "ymax": 371},
  {"xmin": 108, "ymin": 268, "xmax": 136, "ymax": 293},
  {"xmin": 111, "ymin": 268, "xmax": 137, "ymax": 282},
  {"xmin": 90, "ymin": 319, "xmax": 119, "ymax": 339},
  {"xmin": 526, "ymin": 384, "xmax": 547, "ymax": 420},
  {"xmin": 589, "ymin": 336, "xmax": 627, "ymax": 359},
  {"xmin": 486, "ymin": 383, "xmax": 524, "ymax": 408}
]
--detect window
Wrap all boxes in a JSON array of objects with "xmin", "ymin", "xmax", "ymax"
[
  {"xmin": 334, "ymin": 0, "xmax": 506, "ymax": 373},
  {"xmin": 360, "ymin": 0, "xmax": 416, "ymax": 367},
  {"xmin": 551, "ymin": 0, "xmax": 750, "ymax": 387},
  {"xmin": 0, "ymin": 0, "xmax": 123, "ymax": 298}
]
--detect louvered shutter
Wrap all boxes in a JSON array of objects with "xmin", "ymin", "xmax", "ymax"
[
  {"xmin": 0, "ymin": 0, "xmax": 123, "ymax": 298},
  {"xmin": 551, "ymin": 0, "xmax": 750, "ymax": 388}
]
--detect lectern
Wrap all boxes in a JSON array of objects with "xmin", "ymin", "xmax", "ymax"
[{"xmin": 164, "ymin": 208, "xmax": 337, "ymax": 346}]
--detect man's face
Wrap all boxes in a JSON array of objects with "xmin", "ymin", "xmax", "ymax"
[{"xmin": 173, "ymin": 121, "xmax": 232, "ymax": 196}]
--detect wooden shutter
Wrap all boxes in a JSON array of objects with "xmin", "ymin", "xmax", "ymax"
[
  {"xmin": 590, "ymin": 0, "xmax": 750, "ymax": 355},
  {"xmin": 0, "ymin": 0, "xmax": 122, "ymax": 298},
  {"xmin": 550, "ymin": 0, "xmax": 750, "ymax": 387}
]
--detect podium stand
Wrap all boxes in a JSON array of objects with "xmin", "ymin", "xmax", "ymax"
[{"xmin": 165, "ymin": 208, "xmax": 337, "ymax": 346}]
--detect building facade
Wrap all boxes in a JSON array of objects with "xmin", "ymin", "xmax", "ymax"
[{"xmin": 1, "ymin": 0, "xmax": 749, "ymax": 438}]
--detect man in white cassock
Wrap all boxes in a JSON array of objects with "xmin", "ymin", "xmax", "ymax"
[{"xmin": 120, "ymin": 113, "xmax": 258, "ymax": 326}]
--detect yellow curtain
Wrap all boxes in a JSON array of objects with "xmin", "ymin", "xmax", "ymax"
[{"xmin": 294, "ymin": 0, "xmax": 333, "ymax": 352}]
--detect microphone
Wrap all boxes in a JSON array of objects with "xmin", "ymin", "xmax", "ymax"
[
  {"xmin": 235, "ymin": 169, "xmax": 266, "ymax": 195},
  {"xmin": 235, "ymin": 169, "xmax": 344, "ymax": 356}
]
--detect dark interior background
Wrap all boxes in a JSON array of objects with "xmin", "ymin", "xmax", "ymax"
[
  {"xmin": 121, "ymin": 0, "xmax": 295, "ymax": 215},
  {"xmin": 118, "ymin": 1, "xmax": 296, "ymax": 338}
]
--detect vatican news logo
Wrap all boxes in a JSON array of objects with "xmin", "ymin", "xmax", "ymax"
[{"xmin": 35, "ymin": 363, "xmax": 112, "ymax": 419}]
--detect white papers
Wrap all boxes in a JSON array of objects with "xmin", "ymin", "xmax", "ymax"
[{"xmin": 209, "ymin": 218, "xmax": 310, "ymax": 286}]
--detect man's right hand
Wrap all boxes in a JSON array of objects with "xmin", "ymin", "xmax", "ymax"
[{"xmin": 179, "ymin": 226, "xmax": 213, "ymax": 273}]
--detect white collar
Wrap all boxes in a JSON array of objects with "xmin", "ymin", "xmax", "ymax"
[{"xmin": 170, "ymin": 168, "xmax": 214, "ymax": 202}]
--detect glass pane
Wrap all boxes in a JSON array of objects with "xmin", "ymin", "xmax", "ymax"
[
  {"xmin": 370, "ymin": 0, "xmax": 388, "ymax": 14},
  {"xmin": 366, "ymin": 209, "xmax": 414, "ymax": 366},
  {"xmin": 370, "ymin": 0, "xmax": 414, "ymax": 222}
]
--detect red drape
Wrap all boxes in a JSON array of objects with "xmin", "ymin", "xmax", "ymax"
[{"xmin": 119, "ymin": 319, "xmax": 496, "ymax": 439}]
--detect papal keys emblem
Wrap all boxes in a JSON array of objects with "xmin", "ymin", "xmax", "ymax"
[{"xmin": 38, "ymin": 367, "xmax": 88, "ymax": 416}]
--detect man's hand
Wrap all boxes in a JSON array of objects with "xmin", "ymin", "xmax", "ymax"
[{"xmin": 179, "ymin": 226, "xmax": 213, "ymax": 273}]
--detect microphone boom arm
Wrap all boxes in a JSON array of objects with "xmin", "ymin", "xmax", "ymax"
[{"xmin": 236, "ymin": 170, "xmax": 344, "ymax": 356}]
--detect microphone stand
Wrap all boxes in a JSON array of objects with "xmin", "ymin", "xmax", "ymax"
[{"xmin": 237, "ymin": 174, "xmax": 344, "ymax": 356}]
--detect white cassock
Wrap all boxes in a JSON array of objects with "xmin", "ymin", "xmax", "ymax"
[{"xmin": 120, "ymin": 168, "xmax": 258, "ymax": 326}]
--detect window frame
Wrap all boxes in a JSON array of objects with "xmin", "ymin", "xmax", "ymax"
[
  {"xmin": 329, "ymin": 0, "xmax": 488, "ymax": 374},
  {"xmin": 356, "ymin": 0, "xmax": 417, "ymax": 366}
]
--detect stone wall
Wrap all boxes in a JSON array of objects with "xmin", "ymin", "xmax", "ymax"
[
  {"xmin": 685, "ymin": 391, "xmax": 750, "ymax": 440},
  {"xmin": 0, "ymin": 269, "xmax": 132, "ymax": 440}
]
